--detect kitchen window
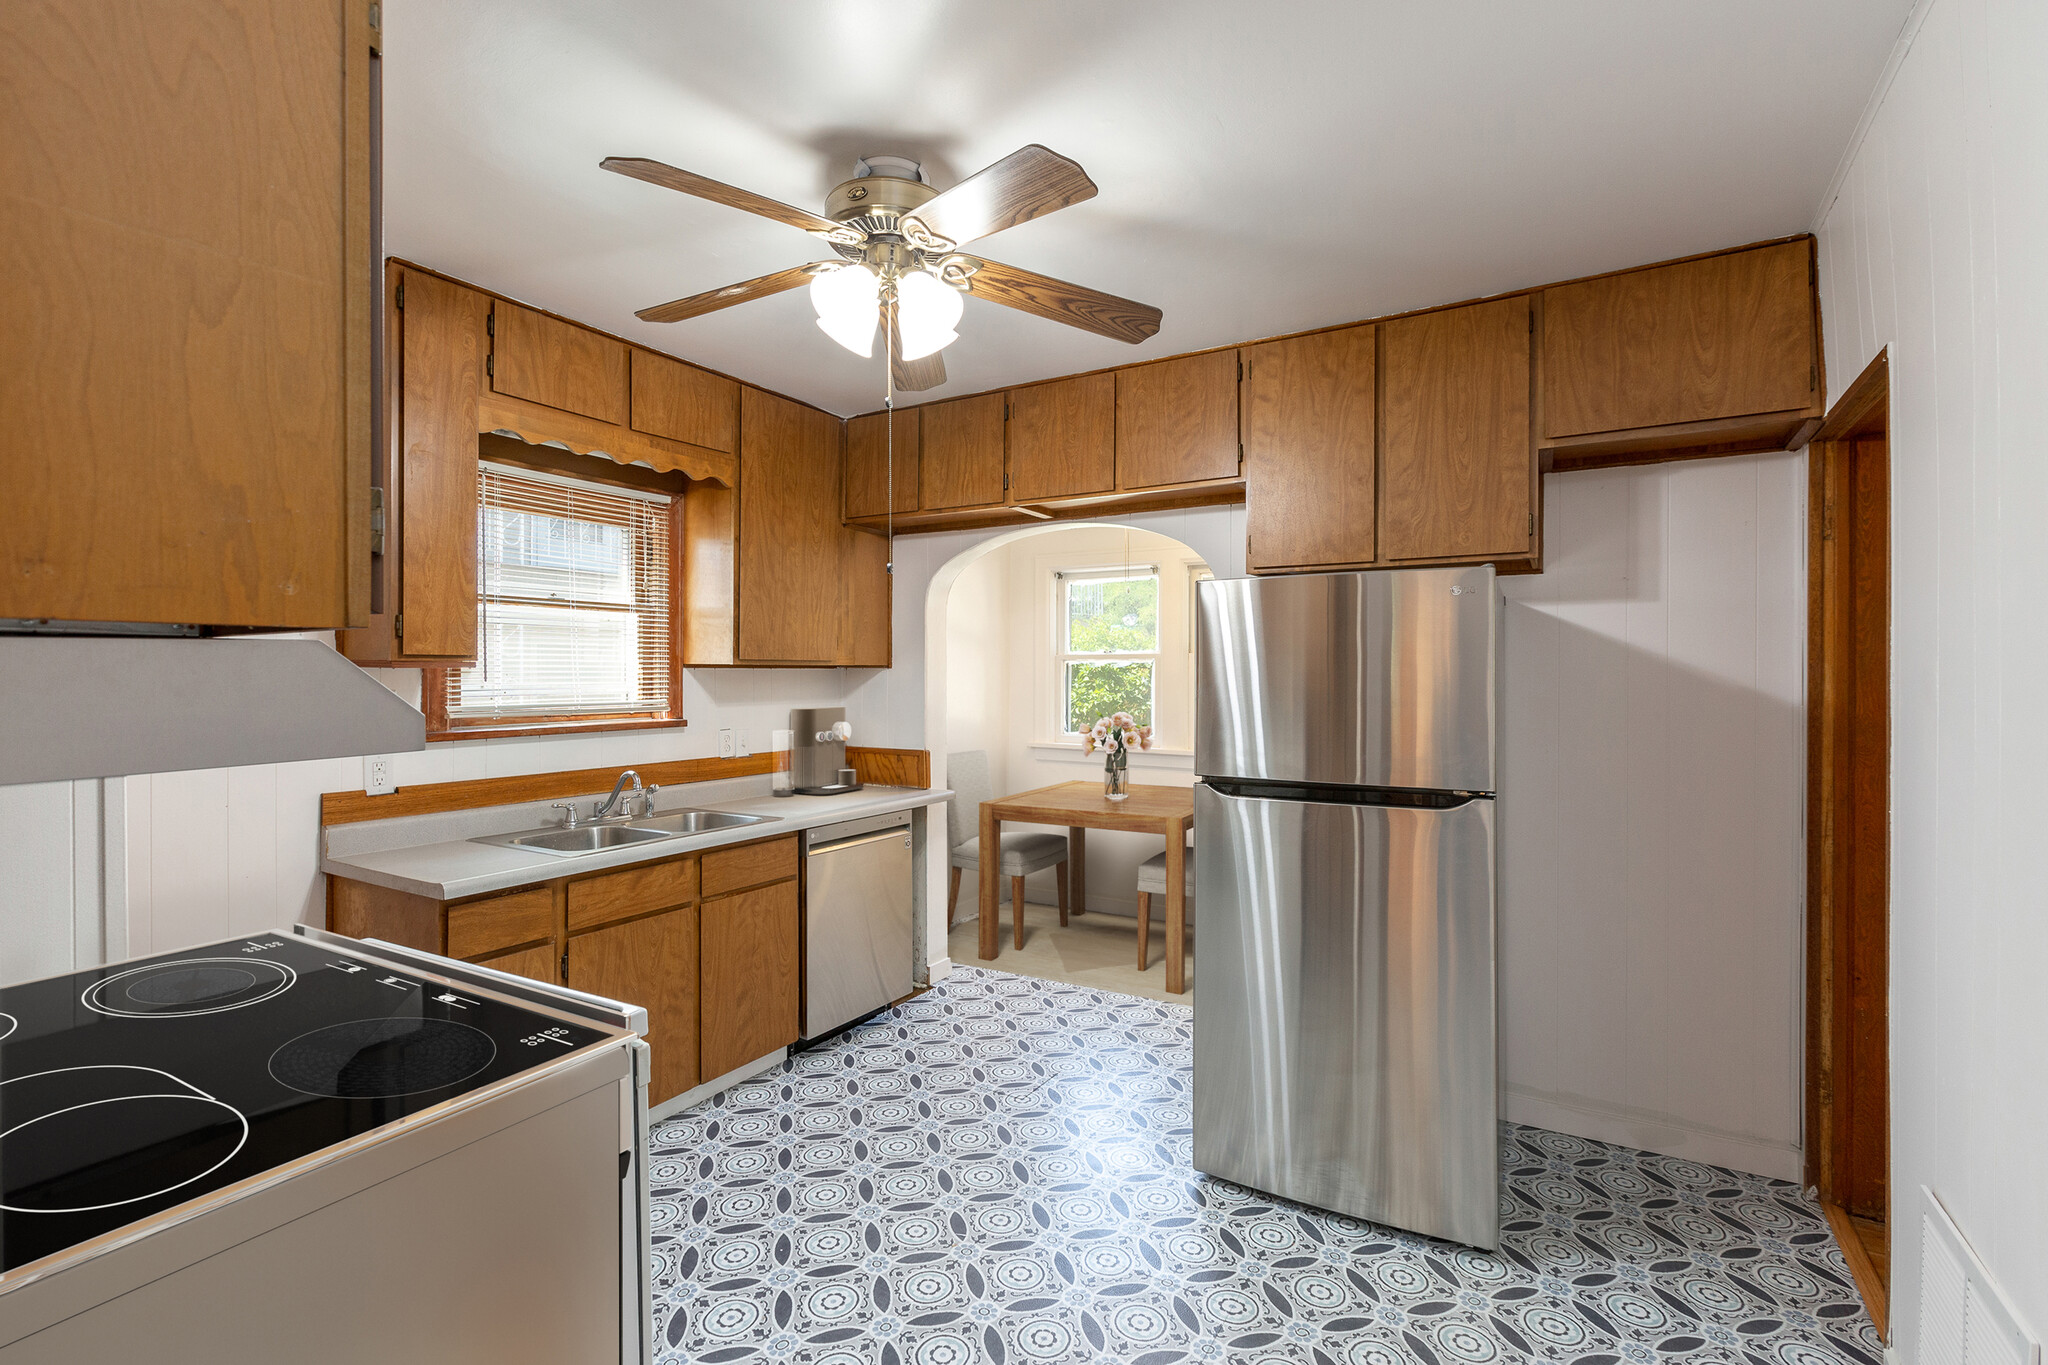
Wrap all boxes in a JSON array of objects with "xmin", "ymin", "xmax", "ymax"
[
  {"xmin": 1055, "ymin": 566, "xmax": 1159, "ymax": 736},
  {"xmin": 428, "ymin": 461, "xmax": 679, "ymax": 739}
]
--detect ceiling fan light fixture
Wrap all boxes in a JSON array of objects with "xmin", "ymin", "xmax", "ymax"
[
  {"xmin": 810, "ymin": 263, "xmax": 879, "ymax": 357},
  {"xmin": 894, "ymin": 268, "xmax": 963, "ymax": 361}
]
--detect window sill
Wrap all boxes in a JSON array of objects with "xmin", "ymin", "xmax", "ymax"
[
  {"xmin": 1026, "ymin": 741, "xmax": 1194, "ymax": 768},
  {"xmin": 429, "ymin": 716, "xmax": 686, "ymax": 743}
]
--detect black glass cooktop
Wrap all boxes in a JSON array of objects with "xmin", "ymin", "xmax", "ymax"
[{"xmin": 0, "ymin": 934, "xmax": 608, "ymax": 1276}]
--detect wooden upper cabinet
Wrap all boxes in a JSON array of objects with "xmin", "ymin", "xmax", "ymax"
[
  {"xmin": 340, "ymin": 266, "xmax": 485, "ymax": 663},
  {"xmin": 1, "ymin": 0, "xmax": 374, "ymax": 629},
  {"xmin": 737, "ymin": 388, "xmax": 842, "ymax": 663},
  {"xmin": 919, "ymin": 394, "xmax": 1007, "ymax": 510},
  {"xmin": 839, "ymin": 528, "xmax": 893, "ymax": 667},
  {"xmin": 631, "ymin": 350, "xmax": 737, "ymax": 452},
  {"xmin": 1543, "ymin": 239, "xmax": 1818, "ymax": 439},
  {"xmin": 1116, "ymin": 351, "xmax": 1241, "ymax": 491},
  {"xmin": 491, "ymin": 302, "xmax": 629, "ymax": 426},
  {"xmin": 1380, "ymin": 297, "xmax": 1534, "ymax": 563},
  {"xmin": 1243, "ymin": 326, "xmax": 1377, "ymax": 572},
  {"xmin": 1008, "ymin": 373, "xmax": 1115, "ymax": 502},
  {"xmin": 845, "ymin": 410, "xmax": 920, "ymax": 519}
]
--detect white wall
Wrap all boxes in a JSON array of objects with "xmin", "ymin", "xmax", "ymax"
[
  {"xmin": 940, "ymin": 526, "xmax": 1210, "ymax": 917},
  {"xmin": 1500, "ymin": 452, "xmax": 1807, "ymax": 1181},
  {"xmin": 114, "ymin": 664, "xmax": 853, "ymax": 957},
  {"xmin": 0, "ymin": 779, "xmax": 115, "ymax": 982},
  {"xmin": 1812, "ymin": 0, "xmax": 2048, "ymax": 1350}
]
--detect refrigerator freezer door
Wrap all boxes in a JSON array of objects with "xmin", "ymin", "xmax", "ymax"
[
  {"xmin": 1195, "ymin": 566, "xmax": 1496, "ymax": 793},
  {"xmin": 1192, "ymin": 783, "xmax": 1498, "ymax": 1249}
]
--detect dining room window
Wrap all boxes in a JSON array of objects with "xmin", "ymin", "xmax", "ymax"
[{"xmin": 1055, "ymin": 566, "xmax": 1159, "ymax": 735}]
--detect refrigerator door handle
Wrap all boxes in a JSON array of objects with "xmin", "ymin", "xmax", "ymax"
[{"xmin": 1200, "ymin": 777, "xmax": 1489, "ymax": 807}]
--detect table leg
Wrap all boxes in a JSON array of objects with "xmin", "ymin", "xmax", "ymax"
[
  {"xmin": 979, "ymin": 805, "xmax": 1001, "ymax": 960},
  {"xmin": 1068, "ymin": 827, "xmax": 1087, "ymax": 915},
  {"xmin": 1164, "ymin": 826, "xmax": 1186, "ymax": 994}
]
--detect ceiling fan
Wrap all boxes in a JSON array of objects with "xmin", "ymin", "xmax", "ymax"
[{"xmin": 600, "ymin": 146, "xmax": 1163, "ymax": 392}]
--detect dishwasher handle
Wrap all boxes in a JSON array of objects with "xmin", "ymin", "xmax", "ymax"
[{"xmin": 808, "ymin": 827, "xmax": 911, "ymax": 857}]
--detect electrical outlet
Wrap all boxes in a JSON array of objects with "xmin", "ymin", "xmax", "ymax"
[
  {"xmin": 363, "ymin": 755, "xmax": 396, "ymax": 796},
  {"xmin": 736, "ymin": 731, "xmax": 752, "ymax": 757},
  {"xmin": 718, "ymin": 728, "xmax": 736, "ymax": 760}
]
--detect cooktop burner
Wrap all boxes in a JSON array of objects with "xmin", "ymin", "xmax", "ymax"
[
  {"xmin": 0, "ymin": 935, "xmax": 609, "ymax": 1280},
  {"xmin": 83, "ymin": 957, "xmax": 296, "ymax": 1018},
  {"xmin": 269, "ymin": 1017, "xmax": 497, "ymax": 1099}
]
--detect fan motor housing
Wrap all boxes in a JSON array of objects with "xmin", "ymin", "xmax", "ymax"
[{"xmin": 825, "ymin": 174, "xmax": 936, "ymax": 225}]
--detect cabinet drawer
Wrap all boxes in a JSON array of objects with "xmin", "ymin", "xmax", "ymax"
[
  {"xmin": 702, "ymin": 835, "xmax": 799, "ymax": 898},
  {"xmin": 567, "ymin": 856, "xmax": 699, "ymax": 933},
  {"xmin": 446, "ymin": 886, "xmax": 554, "ymax": 959}
]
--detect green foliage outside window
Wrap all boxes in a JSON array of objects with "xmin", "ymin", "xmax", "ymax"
[
  {"xmin": 1065, "ymin": 661, "xmax": 1154, "ymax": 733},
  {"xmin": 1065, "ymin": 575, "xmax": 1158, "ymax": 652}
]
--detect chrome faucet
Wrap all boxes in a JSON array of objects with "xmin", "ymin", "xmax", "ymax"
[{"xmin": 590, "ymin": 770, "xmax": 645, "ymax": 821}]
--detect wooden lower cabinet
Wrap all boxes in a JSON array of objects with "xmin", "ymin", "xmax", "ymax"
[
  {"xmin": 699, "ymin": 881, "xmax": 800, "ymax": 1078},
  {"xmin": 475, "ymin": 941, "xmax": 561, "ymax": 985},
  {"xmin": 566, "ymin": 905, "xmax": 701, "ymax": 1106}
]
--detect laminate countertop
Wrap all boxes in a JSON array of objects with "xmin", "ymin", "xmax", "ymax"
[{"xmin": 321, "ymin": 784, "xmax": 952, "ymax": 902}]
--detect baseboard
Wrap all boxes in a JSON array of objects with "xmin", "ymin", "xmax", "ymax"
[
  {"xmin": 1503, "ymin": 1085, "xmax": 1802, "ymax": 1182},
  {"xmin": 926, "ymin": 956, "xmax": 955, "ymax": 982},
  {"xmin": 649, "ymin": 1047, "xmax": 787, "ymax": 1122}
]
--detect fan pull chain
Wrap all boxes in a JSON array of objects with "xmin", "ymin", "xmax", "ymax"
[{"xmin": 884, "ymin": 304, "xmax": 895, "ymax": 575}]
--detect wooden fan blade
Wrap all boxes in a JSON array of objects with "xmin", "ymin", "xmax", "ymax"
[
  {"xmin": 958, "ymin": 255, "xmax": 1161, "ymax": 344},
  {"xmin": 887, "ymin": 303, "xmax": 948, "ymax": 391},
  {"xmin": 635, "ymin": 263, "xmax": 826, "ymax": 324},
  {"xmin": 901, "ymin": 145, "xmax": 1097, "ymax": 250},
  {"xmin": 601, "ymin": 157, "xmax": 861, "ymax": 243}
]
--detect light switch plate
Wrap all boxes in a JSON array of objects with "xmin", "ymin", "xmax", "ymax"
[
  {"xmin": 736, "ymin": 732, "xmax": 752, "ymax": 757},
  {"xmin": 363, "ymin": 755, "xmax": 395, "ymax": 796}
]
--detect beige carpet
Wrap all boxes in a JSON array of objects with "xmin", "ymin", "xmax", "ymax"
[{"xmin": 944, "ymin": 897, "xmax": 1194, "ymax": 1005}]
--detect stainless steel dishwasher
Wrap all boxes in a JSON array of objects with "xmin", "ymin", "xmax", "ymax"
[{"xmin": 802, "ymin": 809, "xmax": 915, "ymax": 1043}]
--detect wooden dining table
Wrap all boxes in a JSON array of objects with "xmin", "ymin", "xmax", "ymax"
[{"xmin": 979, "ymin": 781, "xmax": 1196, "ymax": 994}]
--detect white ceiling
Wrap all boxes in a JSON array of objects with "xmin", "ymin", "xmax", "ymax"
[{"xmin": 385, "ymin": 1, "xmax": 1910, "ymax": 417}]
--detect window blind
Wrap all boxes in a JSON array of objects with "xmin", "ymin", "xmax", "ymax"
[{"xmin": 443, "ymin": 462, "xmax": 674, "ymax": 722}]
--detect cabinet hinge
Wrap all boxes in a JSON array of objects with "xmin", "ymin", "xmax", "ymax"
[
  {"xmin": 1003, "ymin": 471, "xmax": 1010, "ymax": 491},
  {"xmin": 486, "ymin": 354, "xmax": 494, "ymax": 378},
  {"xmin": 393, "ymin": 613, "xmax": 403, "ymax": 638},
  {"xmin": 1528, "ymin": 512, "xmax": 1535, "ymax": 535},
  {"xmin": 1237, "ymin": 357, "xmax": 1244, "ymax": 381},
  {"xmin": 394, "ymin": 279, "xmax": 403, "ymax": 310},
  {"xmin": 369, "ymin": 486, "xmax": 386, "ymax": 556},
  {"xmin": 486, "ymin": 311, "xmax": 495, "ymax": 337},
  {"xmin": 560, "ymin": 951, "xmax": 569, "ymax": 980}
]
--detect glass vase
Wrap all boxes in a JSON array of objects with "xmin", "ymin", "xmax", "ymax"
[{"xmin": 1105, "ymin": 754, "xmax": 1129, "ymax": 801}]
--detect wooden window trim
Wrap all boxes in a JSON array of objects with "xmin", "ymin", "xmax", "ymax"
[{"xmin": 425, "ymin": 464, "xmax": 687, "ymax": 741}]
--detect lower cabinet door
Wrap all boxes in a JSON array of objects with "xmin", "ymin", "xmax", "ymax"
[
  {"xmin": 565, "ymin": 905, "xmax": 700, "ymax": 1107},
  {"xmin": 699, "ymin": 881, "xmax": 800, "ymax": 1078},
  {"xmin": 471, "ymin": 941, "xmax": 559, "ymax": 985}
]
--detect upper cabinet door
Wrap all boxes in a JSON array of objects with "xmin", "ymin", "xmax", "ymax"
[
  {"xmin": 1380, "ymin": 297, "xmax": 1533, "ymax": 563},
  {"xmin": 631, "ymin": 350, "xmax": 737, "ymax": 452},
  {"xmin": 1, "ymin": 0, "xmax": 372, "ymax": 629},
  {"xmin": 919, "ymin": 395, "xmax": 1006, "ymax": 510},
  {"xmin": 1542, "ymin": 239, "xmax": 1817, "ymax": 438},
  {"xmin": 845, "ymin": 410, "xmax": 919, "ymax": 519},
  {"xmin": 1008, "ymin": 373, "xmax": 1115, "ymax": 502},
  {"xmin": 1116, "ymin": 351, "xmax": 1240, "ymax": 491},
  {"xmin": 1242, "ymin": 326, "xmax": 1377, "ymax": 572},
  {"xmin": 392, "ymin": 270, "xmax": 487, "ymax": 659},
  {"xmin": 738, "ymin": 388, "xmax": 841, "ymax": 664},
  {"xmin": 491, "ymin": 303, "xmax": 629, "ymax": 426}
]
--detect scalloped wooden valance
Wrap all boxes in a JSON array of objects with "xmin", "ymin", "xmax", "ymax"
[{"xmin": 478, "ymin": 390, "xmax": 737, "ymax": 487}]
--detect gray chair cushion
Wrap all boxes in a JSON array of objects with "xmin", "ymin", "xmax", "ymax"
[
  {"xmin": 951, "ymin": 832, "xmax": 1069, "ymax": 876},
  {"xmin": 1136, "ymin": 850, "xmax": 1196, "ymax": 897}
]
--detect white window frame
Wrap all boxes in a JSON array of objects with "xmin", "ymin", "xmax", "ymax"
[{"xmin": 1052, "ymin": 564, "xmax": 1161, "ymax": 740}]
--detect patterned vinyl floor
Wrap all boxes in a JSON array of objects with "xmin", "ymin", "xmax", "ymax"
[{"xmin": 647, "ymin": 968, "xmax": 1878, "ymax": 1365}]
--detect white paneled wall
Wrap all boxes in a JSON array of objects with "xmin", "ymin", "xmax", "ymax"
[
  {"xmin": 1499, "ymin": 453, "xmax": 1807, "ymax": 1180},
  {"xmin": 0, "ymin": 780, "xmax": 111, "ymax": 982},
  {"xmin": 113, "ymin": 664, "xmax": 855, "ymax": 956},
  {"xmin": 1813, "ymin": 0, "xmax": 2048, "ymax": 1352}
]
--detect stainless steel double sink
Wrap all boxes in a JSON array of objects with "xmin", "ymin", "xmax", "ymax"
[{"xmin": 469, "ymin": 808, "xmax": 778, "ymax": 858}]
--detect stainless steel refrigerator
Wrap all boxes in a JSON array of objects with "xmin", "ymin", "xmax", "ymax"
[{"xmin": 1193, "ymin": 565, "xmax": 1499, "ymax": 1249}]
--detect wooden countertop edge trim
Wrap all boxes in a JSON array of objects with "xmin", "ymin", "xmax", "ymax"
[{"xmin": 321, "ymin": 746, "xmax": 925, "ymax": 825}]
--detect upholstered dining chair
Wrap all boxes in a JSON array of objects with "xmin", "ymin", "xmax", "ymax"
[
  {"xmin": 1133, "ymin": 837, "xmax": 1194, "ymax": 973},
  {"xmin": 945, "ymin": 750, "xmax": 1069, "ymax": 949}
]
